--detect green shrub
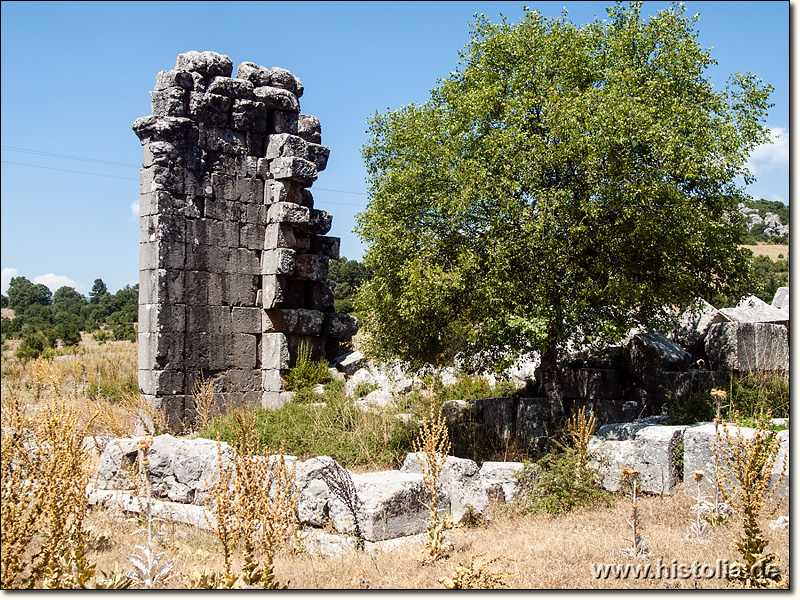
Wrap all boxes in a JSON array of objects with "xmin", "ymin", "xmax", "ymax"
[
  {"xmin": 514, "ymin": 448, "xmax": 612, "ymax": 516},
  {"xmin": 284, "ymin": 343, "xmax": 331, "ymax": 391}
]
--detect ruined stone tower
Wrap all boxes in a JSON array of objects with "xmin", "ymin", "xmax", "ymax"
[{"xmin": 134, "ymin": 51, "xmax": 357, "ymax": 427}]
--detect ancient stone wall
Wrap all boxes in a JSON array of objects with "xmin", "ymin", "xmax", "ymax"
[{"xmin": 133, "ymin": 51, "xmax": 357, "ymax": 428}]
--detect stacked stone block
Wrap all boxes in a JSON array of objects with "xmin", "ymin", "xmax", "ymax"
[{"xmin": 134, "ymin": 51, "xmax": 357, "ymax": 426}]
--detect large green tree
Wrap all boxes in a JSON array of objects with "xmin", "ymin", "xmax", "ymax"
[{"xmin": 356, "ymin": 2, "xmax": 771, "ymax": 414}]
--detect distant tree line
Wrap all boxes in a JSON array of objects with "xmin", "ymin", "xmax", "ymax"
[
  {"xmin": 327, "ymin": 257, "xmax": 373, "ymax": 315},
  {"xmin": 1, "ymin": 276, "xmax": 138, "ymax": 359}
]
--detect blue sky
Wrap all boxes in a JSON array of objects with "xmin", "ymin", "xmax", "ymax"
[{"xmin": 0, "ymin": 1, "xmax": 791, "ymax": 296}]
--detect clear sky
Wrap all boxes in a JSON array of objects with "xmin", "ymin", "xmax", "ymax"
[{"xmin": 0, "ymin": 1, "xmax": 791, "ymax": 296}]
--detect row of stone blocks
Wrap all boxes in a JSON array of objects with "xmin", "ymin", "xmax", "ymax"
[{"xmin": 589, "ymin": 417, "xmax": 789, "ymax": 497}]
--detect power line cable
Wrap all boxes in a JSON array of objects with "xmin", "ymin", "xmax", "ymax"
[
  {"xmin": 1, "ymin": 160, "xmax": 140, "ymax": 181},
  {"xmin": 1, "ymin": 145, "xmax": 140, "ymax": 168}
]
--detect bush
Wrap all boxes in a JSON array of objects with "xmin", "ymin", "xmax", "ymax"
[
  {"xmin": 283, "ymin": 343, "xmax": 331, "ymax": 391},
  {"xmin": 16, "ymin": 331, "xmax": 50, "ymax": 361}
]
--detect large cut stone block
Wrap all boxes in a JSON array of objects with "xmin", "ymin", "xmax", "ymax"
[
  {"xmin": 265, "ymin": 133, "xmax": 308, "ymax": 160},
  {"xmin": 253, "ymin": 86, "xmax": 300, "ymax": 112},
  {"xmin": 516, "ymin": 398, "xmax": 549, "ymax": 447},
  {"xmin": 329, "ymin": 471, "xmax": 448, "ymax": 542},
  {"xmin": 267, "ymin": 201, "xmax": 310, "ymax": 225},
  {"xmin": 139, "ymin": 268, "xmax": 185, "ymax": 306},
  {"xmin": 322, "ymin": 313, "xmax": 358, "ymax": 338},
  {"xmin": 269, "ymin": 156, "xmax": 317, "ymax": 184},
  {"xmin": 705, "ymin": 322, "xmax": 789, "ymax": 371},
  {"xmin": 294, "ymin": 254, "xmax": 329, "ymax": 281},
  {"xmin": 310, "ymin": 236, "xmax": 340, "ymax": 259},
  {"xmin": 139, "ymin": 332, "xmax": 184, "ymax": 371},
  {"xmin": 264, "ymin": 223, "xmax": 297, "ymax": 249},
  {"xmin": 561, "ymin": 368, "xmax": 622, "ymax": 400},
  {"xmin": 262, "ymin": 333, "xmax": 290, "ymax": 370},
  {"xmin": 263, "ymin": 309, "xmax": 324, "ymax": 336},
  {"xmin": 138, "ymin": 303, "xmax": 186, "ymax": 334},
  {"xmin": 139, "ymin": 369, "xmax": 185, "ymax": 397},
  {"xmin": 231, "ymin": 307, "xmax": 261, "ymax": 333},
  {"xmin": 471, "ymin": 397, "xmax": 515, "ymax": 441},
  {"xmin": 589, "ymin": 425, "xmax": 687, "ymax": 495},
  {"xmin": 771, "ymin": 287, "xmax": 789, "ymax": 310},
  {"xmin": 261, "ymin": 248, "xmax": 296, "ymax": 276},
  {"xmin": 670, "ymin": 299, "xmax": 726, "ymax": 355},
  {"xmin": 683, "ymin": 423, "xmax": 788, "ymax": 499},
  {"xmin": 297, "ymin": 114, "xmax": 321, "ymax": 144},
  {"xmin": 719, "ymin": 295, "xmax": 789, "ymax": 325}
]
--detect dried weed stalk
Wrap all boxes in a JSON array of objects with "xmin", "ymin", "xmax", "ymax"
[
  {"xmin": 1, "ymin": 369, "xmax": 128, "ymax": 589},
  {"xmin": 439, "ymin": 554, "xmax": 511, "ymax": 589},
  {"xmin": 414, "ymin": 395, "xmax": 452, "ymax": 561},
  {"xmin": 713, "ymin": 412, "xmax": 786, "ymax": 587},
  {"xmin": 620, "ymin": 467, "xmax": 649, "ymax": 556},
  {"xmin": 191, "ymin": 372, "xmax": 216, "ymax": 431},
  {"xmin": 200, "ymin": 411, "xmax": 299, "ymax": 589},
  {"xmin": 319, "ymin": 457, "xmax": 364, "ymax": 550}
]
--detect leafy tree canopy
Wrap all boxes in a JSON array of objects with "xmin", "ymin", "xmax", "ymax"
[
  {"xmin": 357, "ymin": 2, "xmax": 771, "ymax": 406},
  {"xmin": 7, "ymin": 276, "xmax": 52, "ymax": 312},
  {"xmin": 90, "ymin": 278, "xmax": 109, "ymax": 304}
]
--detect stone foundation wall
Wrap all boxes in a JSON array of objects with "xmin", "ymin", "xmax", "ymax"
[{"xmin": 134, "ymin": 51, "xmax": 357, "ymax": 427}]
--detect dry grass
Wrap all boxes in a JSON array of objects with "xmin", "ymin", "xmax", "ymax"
[
  {"xmin": 1, "ymin": 339, "xmax": 790, "ymax": 589},
  {"xmin": 740, "ymin": 243, "xmax": 789, "ymax": 261}
]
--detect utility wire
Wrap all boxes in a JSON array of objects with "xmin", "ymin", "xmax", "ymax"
[
  {"xmin": 1, "ymin": 160, "xmax": 140, "ymax": 181},
  {"xmin": 1, "ymin": 145, "xmax": 140, "ymax": 168}
]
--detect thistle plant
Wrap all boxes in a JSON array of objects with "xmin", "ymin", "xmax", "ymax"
[
  {"xmin": 713, "ymin": 412, "xmax": 786, "ymax": 587},
  {"xmin": 684, "ymin": 470, "xmax": 711, "ymax": 542},
  {"xmin": 620, "ymin": 468, "xmax": 648, "ymax": 556},
  {"xmin": 414, "ymin": 395, "xmax": 451, "ymax": 561},
  {"xmin": 127, "ymin": 436, "xmax": 174, "ymax": 588},
  {"xmin": 439, "ymin": 554, "xmax": 510, "ymax": 589}
]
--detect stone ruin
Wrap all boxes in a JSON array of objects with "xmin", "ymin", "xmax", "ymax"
[{"xmin": 133, "ymin": 51, "xmax": 357, "ymax": 428}]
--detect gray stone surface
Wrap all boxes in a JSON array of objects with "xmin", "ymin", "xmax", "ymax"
[
  {"xmin": 683, "ymin": 423, "xmax": 788, "ymax": 499},
  {"xmin": 629, "ymin": 332, "xmax": 692, "ymax": 385},
  {"xmin": 705, "ymin": 321, "xmax": 789, "ymax": 371},
  {"xmin": 589, "ymin": 424, "xmax": 686, "ymax": 495},
  {"xmin": 670, "ymin": 299, "xmax": 726, "ymax": 354},
  {"xmin": 719, "ymin": 295, "xmax": 789, "ymax": 325},
  {"xmin": 771, "ymin": 287, "xmax": 789, "ymax": 310}
]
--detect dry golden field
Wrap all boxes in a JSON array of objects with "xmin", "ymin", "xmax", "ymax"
[
  {"xmin": 1, "ymin": 341, "xmax": 790, "ymax": 589},
  {"xmin": 741, "ymin": 243, "xmax": 789, "ymax": 261}
]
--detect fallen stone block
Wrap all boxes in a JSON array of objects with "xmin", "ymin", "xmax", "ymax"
[
  {"xmin": 683, "ymin": 423, "xmax": 788, "ymax": 498},
  {"xmin": 561, "ymin": 368, "xmax": 622, "ymax": 400},
  {"xmin": 719, "ymin": 295, "xmax": 789, "ymax": 325},
  {"xmin": 705, "ymin": 321, "xmax": 789, "ymax": 371},
  {"xmin": 670, "ymin": 299, "xmax": 726, "ymax": 355},
  {"xmin": 771, "ymin": 287, "xmax": 789, "ymax": 310},
  {"xmin": 589, "ymin": 424, "xmax": 686, "ymax": 495},
  {"xmin": 629, "ymin": 332, "xmax": 692, "ymax": 388},
  {"xmin": 335, "ymin": 350, "xmax": 367, "ymax": 376}
]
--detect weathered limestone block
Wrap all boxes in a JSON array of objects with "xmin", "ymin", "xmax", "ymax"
[
  {"xmin": 264, "ymin": 223, "xmax": 297, "ymax": 249},
  {"xmin": 262, "ymin": 332, "xmax": 290, "ymax": 370},
  {"xmin": 265, "ymin": 179, "xmax": 303, "ymax": 205},
  {"xmin": 139, "ymin": 331, "xmax": 184, "ymax": 371},
  {"xmin": 253, "ymin": 86, "xmax": 300, "ymax": 112},
  {"xmin": 297, "ymin": 114, "xmax": 322, "ymax": 144},
  {"xmin": 187, "ymin": 92, "xmax": 231, "ymax": 127},
  {"xmin": 331, "ymin": 471, "xmax": 447, "ymax": 541},
  {"xmin": 561, "ymin": 368, "xmax": 622, "ymax": 400},
  {"xmin": 206, "ymin": 76, "xmax": 254, "ymax": 99},
  {"xmin": 335, "ymin": 351, "xmax": 367, "ymax": 376},
  {"xmin": 267, "ymin": 201, "xmax": 310, "ymax": 225},
  {"xmin": 269, "ymin": 67, "xmax": 303, "ymax": 97},
  {"xmin": 479, "ymin": 462, "xmax": 525, "ymax": 504},
  {"xmin": 175, "ymin": 51, "xmax": 233, "ymax": 78},
  {"xmin": 230, "ymin": 99, "xmax": 267, "ymax": 133},
  {"xmin": 155, "ymin": 69, "xmax": 196, "ymax": 91},
  {"xmin": 138, "ymin": 303, "xmax": 186, "ymax": 334},
  {"xmin": 771, "ymin": 287, "xmax": 789, "ymax": 310},
  {"xmin": 670, "ymin": 299, "xmax": 725, "ymax": 355},
  {"xmin": 683, "ymin": 423, "xmax": 788, "ymax": 498},
  {"xmin": 589, "ymin": 424, "xmax": 686, "ymax": 495},
  {"xmin": 653, "ymin": 370, "xmax": 721, "ymax": 404},
  {"xmin": 264, "ymin": 309, "xmax": 324, "ymax": 336},
  {"xmin": 516, "ymin": 398, "xmax": 549, "ymax": 447},
  {"xmin": 595, "ymin": 415, "xmax": 668, "ymax": 440},
  {"xmin": 150, "ymin": 87, "xmax": 188, "ymax": 117},
  {"xmin": 139, "ymin": 269, "xmax": 185, "ymax": 305},
  {"xmin": 236, "ymin": 61, "xmax": 271, "ymax": 86},
  {"xmin": 719, "ymin": 295, "xmax": 789, "ymax": 325},
  {"xmin": 323, "ymin": 313, "xmax": 358, "ymax": 338},
  {"xmin": 310, "ymin": 236, "xmax": 340, "ymax": 259},
  {"xmin": 401, "ymin": 453, "xmax": 487, "ymax": 523},
  {"xmin": 309, "ymin": 281, "xmax": 335, "ymax": 312},
  {"xmin": 629, "ymin": 332, "xmax": 692, "ymax": 393},
  {"xmin": 139, "ymin": 369, "xmax": 185, "ymax": 397},
  {"xmin": 471, "ymin": 397, "xmax": 515, "ymax": 441},
  {"xmin": 270, "ymin": 110, "xmax": 299, "ymax": 134},
  {"xmin": 294, "ymin": 254, "xmax": 329, "ymax": 281},
  {"xmin": 705, "ymin": 322, "xmax": 789, "ymax": 371},
  {"xmin": 261, "ymin": 248, "xmax": 296, "ymax": 276},
  {"xmin": 132, "ymin": 115, "xmax": 197, "ymax": 145},
  {"xmin": 231, "ymin": 306, "xmax": 261, "ymax": 333},
  {"xmin": 270, "ymin": 156, "xmax": 317, "ymax": 183},
  {"xmin": 265, "ymin": 133, "xmax": 308, "ymax": 160}
]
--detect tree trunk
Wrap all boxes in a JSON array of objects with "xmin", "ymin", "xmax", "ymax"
[{"xmin": 540, "ymin": 340, "xmax": 571, "ymax": 426}]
